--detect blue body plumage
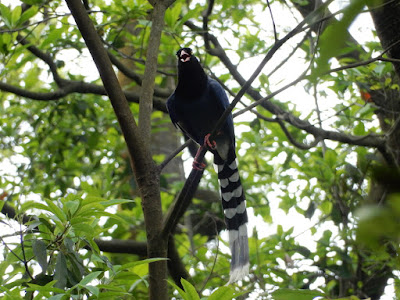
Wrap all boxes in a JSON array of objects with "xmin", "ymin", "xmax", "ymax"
[{"xmin": 166, "ymin": 48, "xmax": 249, "ymax": 284}]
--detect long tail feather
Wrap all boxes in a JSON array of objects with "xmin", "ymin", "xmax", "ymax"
[{"xmin": 214, "ymin": 147, "xmax": 249, "ymax": 284}]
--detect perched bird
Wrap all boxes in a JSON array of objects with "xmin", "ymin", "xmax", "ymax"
[{"xmin": 166, "ymin": 47, "xmax": 249, "ymax": 283}]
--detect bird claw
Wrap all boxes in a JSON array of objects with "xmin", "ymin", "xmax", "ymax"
[{"xmin": 204, "ymin": 133, "xmax": 217, "ymax": 150}]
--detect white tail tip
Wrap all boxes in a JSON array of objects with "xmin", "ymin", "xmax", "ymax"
[{"xmin": 226, "ymin": 263, "xmax": 249, "ymax": 285}]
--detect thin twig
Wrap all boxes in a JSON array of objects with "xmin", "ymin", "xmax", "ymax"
[
  {"xmin": 19, "ymin": 223, "xmax": 34, "ymax": 280},
  {"xmin": 158, "ymin": 139, "xmax": 193, "ymax": 172},
  {"xmin": 266, "ymin": 0, "xmax": 277, "ymax": 41}
]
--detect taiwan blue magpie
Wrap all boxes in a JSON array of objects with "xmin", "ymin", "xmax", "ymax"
[{"xmin": 167, "ymin": 48, "xmax": 249, "ymax": 283}]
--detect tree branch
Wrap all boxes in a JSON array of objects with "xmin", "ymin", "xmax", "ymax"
[
  {"xmin": 161, "ymin": 167, "xmax": 204, "ymax": 239},
  {"xmin": 186, "ymin": 3, "xmax": 387, "ymax": 151},
  {"xmin": 64, "ymin": 1, "xmax": 166, "ymax": 299},
  {"xmin": 17, "ymin": 35, "xmax": 64, "ymax": 86},
  {"xmin": 0, "ymin": 80, "xmax": 168, "ymax": 113},
  {"xmin": 139, "ymin": 1, "xmax": 171, "ymax": 144}
]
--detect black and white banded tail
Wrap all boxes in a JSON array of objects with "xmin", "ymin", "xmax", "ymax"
[{"xmin": 214, "ymin": 147, "xmax": 249, "ymax": 284}]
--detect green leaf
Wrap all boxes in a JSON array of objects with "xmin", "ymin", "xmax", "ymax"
[
  {"xmin": 41, "ymin": 27, "xmax": 65, "ymax": 49},
  {"xmin": 48, "ymin": 295, "xmax": 66, "ymax": 300},
  {"xmin": 0, "ymin": 4, "xmax": 12, "ymax": 28},
  {"xmin": 165, "ymin": 2, "xmax": 182, "ymax": 29},
  {"xmin": 26, "ymin": 283, "xmax": 65, "ymax": 294},
  {"xmin": 271, "ymin": 288, "xmax": 324, "ymax": 300},
  {"xmin": 208, "ymin": 286, "xmax": 235, "ymax": 300},
  {"xmin": 324, "ymin": 149, "xmax": 337, "ymax": 168},
  {"xmin": 99, "ymin": 198, "xmax": 135, "ymax": 208},
  {"xmin": 84, "ymin": 285, "xmax": 99, "ymax": 296},
  {"xmin": 10, "ymin": 6, "xmax": 21, "ymax": 27},
  {"xmin": 168, "ymin": 279, "xmax": 189, "ymax": 300},
  {"xmin": 181, "ymin": 278, "xmax": 200, "ymax": 300},
  {"xmin": 120, "ymin": 257, "xmax": 169, "ymax": 270},
  {"xmin": 32, "ymin": 240, "xmax": 48, "ymax": 273},
  {"xmin": 44, "ymin": 199, "xmax": 67, "ymax": 223},
  {"xmin": 320, "ymin": 201, "xmax": 333, "ymax": 215},
  {"xmin": 314, "ymin": 0, "xmax": 365, "ymax": 77},
  {"xmin": 78, "ymin": 271, "xmax": 102, "ymax": 286},
  {"xmin": 65, "ymin": 200, "xmax": 80, "ymax": 217},
  {"xmin": 353, "ymin": 122, "xmax": 365, "ymax": 135},
  {"xmin": 54, "ymin": 252, "xmax": 68, "ymax": 289},
  {"xmin": 21, "ymin": 0, "xmax": 45, "ymax": 4}
]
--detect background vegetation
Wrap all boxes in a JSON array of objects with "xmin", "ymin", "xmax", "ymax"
[{"xmin": 0, "ymin": 0, "xmax": 399, "ymax": 299}]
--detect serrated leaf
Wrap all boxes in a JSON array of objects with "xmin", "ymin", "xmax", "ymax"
[{"xmin": 32, "ymin": 239, "xmax": 48, "ymax": 273}]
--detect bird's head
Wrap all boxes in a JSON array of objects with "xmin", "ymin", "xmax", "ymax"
[{"xmin": 176, "ymin": 48, "xmax": 193, "ymax": 63}]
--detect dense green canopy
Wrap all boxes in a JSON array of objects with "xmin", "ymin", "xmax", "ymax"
[{"xmin": 0, "ymin": 0, "xmax": 399, "ymax": 299}]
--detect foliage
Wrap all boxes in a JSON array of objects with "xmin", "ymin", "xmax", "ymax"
[{"xmin": 1, "ymin": 0, "xmax": 400, "ymax": 299}]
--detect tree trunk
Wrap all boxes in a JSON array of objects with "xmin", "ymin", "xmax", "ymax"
[{"xmin": 369, "ymin": 0, "xmax": 400, "ymax": 167}]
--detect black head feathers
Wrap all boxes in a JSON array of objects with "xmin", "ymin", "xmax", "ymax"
[{"xmin": 176, "ymin": 48, "xmax": 193, "ymax": 63}]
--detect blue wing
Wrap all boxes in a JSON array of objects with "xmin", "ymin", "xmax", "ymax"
[
  {"xmin": 166, "ymin": 93, "xmax": 178, "ymax": 127},
  {"xmin": 208, "ymin": 78, "xmax": 230, "ymax": 110},
  {"xmin": 166, "ymin": 77, "xmax": 235, "ymax": 148},
  {"xmin": 208, "ymin": 78, "xmax": 235, "ymax": 142}
]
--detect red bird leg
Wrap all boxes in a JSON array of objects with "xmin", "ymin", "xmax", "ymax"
[
  {"xmin": 204, "ymin": 133, "xmax": 216, "ymax": 150},
  {"xmin": 192, "ymin": 145, "xmax": 206, "ymax": 170}
]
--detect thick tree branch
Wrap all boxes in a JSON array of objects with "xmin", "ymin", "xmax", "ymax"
[
  {"xmin": 94, "ymin": 238, "xmax": 148, "ymax": 256},
  {"xmin": 64, "ymin": 1, "xmax": 166, "ymax": 299},
  {"xmin": 20, "ymin": 30, "xmax": 172, "ymax": 101},
  {"xmin": 161, "ymin": 167, "xmax": 204, "ymax": 239},
  {"xmin": 0, "ymin": 80, "xmax": 168, "ymax": 113},
  {"xmin": 139, "ymin": 2, "xmax": 171, "ymax": 144}
]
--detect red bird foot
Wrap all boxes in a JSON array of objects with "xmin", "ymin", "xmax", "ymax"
[
  {"xmin": 192, "ymin": 160, "xmax": 206, "ymax": 170},
  {"xmin": 192, "ymin": 144, "xmax": 207, "ymax": 171},
  {"xmin": 204, "ymin": 133, "xmax": 217, "ymax": 150}
]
